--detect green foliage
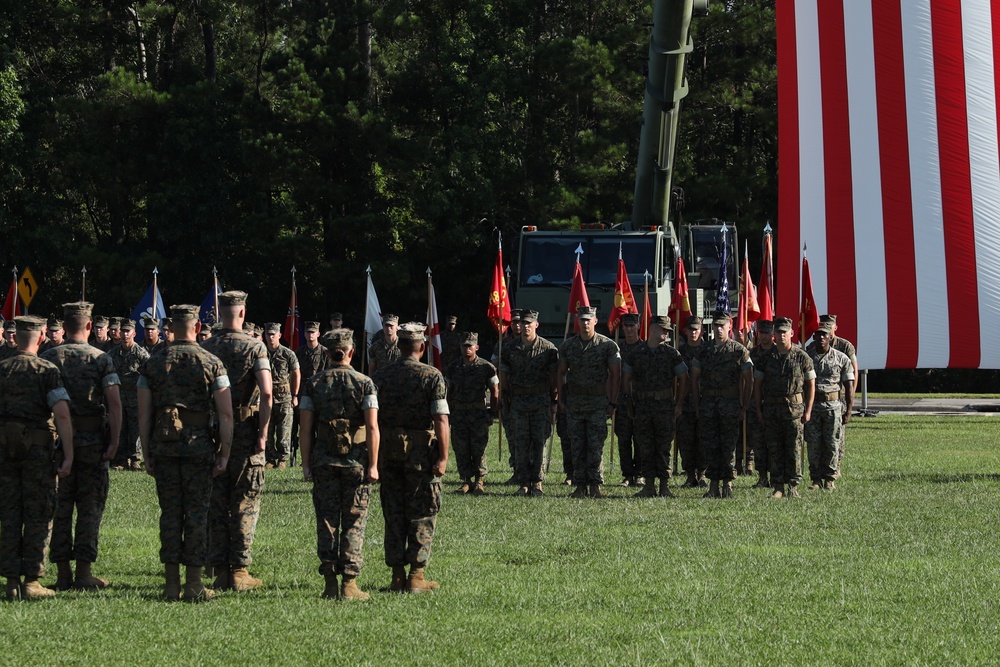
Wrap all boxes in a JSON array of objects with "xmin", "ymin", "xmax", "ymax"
[{"xmin": 1, "ymin": 0, "xmax": 777, "ymax": 324}]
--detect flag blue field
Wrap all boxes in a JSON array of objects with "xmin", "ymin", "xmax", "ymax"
[{"xmin": 130, "ymin": 282, "xmax": 165, "ymax": 343}]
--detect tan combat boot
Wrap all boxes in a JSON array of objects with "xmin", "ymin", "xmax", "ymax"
[
  {"xmin": 703, "ymin": 479, "xmax": 721, "ymax": 499},
  {"xmin": 389, "ymin": 566, "xmax": 407, "ymax": 592},
  {"xmin": 182, "ymin": 566, "xmax": 215, "ymax": 602},
  {"xmin": 5, "ymin": 577, "xmax": 21, "ymax": 600},
  {"xmin": 824, "ymin": 479, "xmax": 836, "ymax": 491},
  {"xmin": 53, "ymin": 561, "xmax": 74, "ymax": 591},
  {"xmin": 589, "ymin": 484, "xmax": 606, "ymax": 499},
  {"xmin": 22, "ymin": 578, "xmax": 55, "ymax": 600},
  {"xmin": 73, "ymin": 561, "xmax": 110, "ymax": 591},
  {"xmin": 163, "ymin": 564, "xmax": 182, "ymax": 601},
  {"xmin": 771, "ymin": 485, "xmax": 784, "ymax": 499},
  {"xmin": 787, "ymin": 485, "xmax": 801, "ymax": 499},
  {"xmin": 213, "ymin": 566, "xmax": 232, "ymax": 591},
  {"xmin": 407, "ymin": 567, "xmax": 439, "ymax": 593},
  {"xmin": 231, "ymin": 567, "xmax": 263, "ymax": 591},
  {"xmin": 321, "ymin": 573, "xmax": 339, "ymax": 599},
  {"xmin": 341, "ymin": 576, "xmax": 370, "ymax": 601},
  {"xmin": 471, "ymin": 478, "xmax": 485, "ymax": 495},
  {"xmin": 721, "ymin": 481, "xmax": 734, "ymax": 499},
  {"xmin": 454, "ymin": 481, "xmax": 471, "ymax": 494},
  {"xmin": 530, "ymin": 482, "xmax": 545, "ymax": 497}
]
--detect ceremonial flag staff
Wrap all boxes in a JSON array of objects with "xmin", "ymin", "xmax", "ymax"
[
  {"xmin": 213, "ymin": 266, "xmax": 220, "ymax": 319},
  {"xmin": 81, "ymin": 266, "xmax": 87, "ymax": 301},
  {"xmin": 152, "ymin": 267, "xmax": 159, "ymax": 325},
  {"xmin": 488, "ymin": 232, "xmax": 512, "ymax": 464}
]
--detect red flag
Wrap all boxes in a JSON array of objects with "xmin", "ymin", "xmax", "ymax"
[
  {"xmin": 283, "ymin": 272, "xmax": 302, "ymax": 351},
  {"xmin": 487, "ymin": 240, "xmax": 511, "ymax": 334},
  {"xmin": 758, "ymin": 230, "xmax": 774, "ymax": 322},
  {"xmin": 607, "ymin": 252, "xmax": 638, "ymax": 332},
  {"xmin": 567, "ymin": 261, "xmax": 590, "ymax": 333},
  {"xmin": 426, "ymin": 270, "xmax": 442, "ymax": 369},
  {"xmin": 669, "ymin": 257, "xmax": 691, "ymax": 330},
  {"xmin": 736, "ymin": 242, "xmax": 760, "ymax": 337},
  {"xmin": 2, "ymin": 274, "xmax": 20, "ymax": 321},
  {"xmin": 799, "ymin": 254, "xmax": 820, "ymax": 343}
]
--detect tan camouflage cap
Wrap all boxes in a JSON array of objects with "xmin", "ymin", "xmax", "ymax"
[
  {"xmin": 15, "ymin": 315, "xmax": 47, "ymax": 332},
  {"xmin": 62, "ymin": 302, "xmax": 94, "ymax": 320},
  {"xmin": 460, "ymin": 332, "xmax": 478, "ymax": 345},
  {"xmin": 47, "ymin": 314, "xmax": 63, "ymax": 331},
  {"xmin": 773, "ymin": 317, "xmax": 793, "ymax": 332},
  {"xmin": 757, "ymin": 319, "xmax": 774, "ymax": 333},
  {"xmin": 320, "ymin": 328, "xmax": 354, "ymax": 351},
  {"xmin": 264, "ymin": 322, "xmax": 281, "ymax": 335},
  {"xmin": 108, "ymin": 317, "xmax": 121, "ymax": 331},
  {"xmin": 381, "ymin": 313, "xmax": 399, "ymax": 325},
  {"xmin": 94, "ymin": 315, "xmax": 109, "ymax": 328},
  {"xmin": 243, "ymin": 321, "xmax": 255, "ymax": 332},
  {"xmin": 577, "ymin": 306, "xmax": 597, "ymax": 320},
  {"xmin": 218, "ymin": 291, "xmax": 248, "ymax": 307},
  {"xmin": 119, "ymin": 319, "xmax": 136, "ymax": 331},
  {"xmin": 3, "ymin": 320, "xmax": 15, "ymax": 332},
  {"xmin": 649, "ymin": 315, "xmax": 672, "ymax": 331},
  {"xmin": 170, "ymin": 305, "xmax": 200, "ymax": 322},
  {"xmin": 397, "ymin": 322, "xmax": 427, "ymax": 341},
  {"xmin": 304, "ymin": 321, "xmax": 320, "ymax": 333}
]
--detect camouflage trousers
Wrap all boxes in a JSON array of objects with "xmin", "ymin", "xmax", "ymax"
[
  {"xmin": 557, "ymin": 412, "xmax": 572, "ymax": 476},
  {"xmin": 312, "ymin": 466, "xmax": 370, "ymax": 577},
  {"xmin": 513, "ymin": 408, "xmax": 551, "ymax": 485},
  {"xmin": 805, "ymin": 405, "xmax": 842, "ymax": 483},
  {"xmin": 698, "ymin": 398, "xmax": 742, "ymax": 482},
  {"xmin": 451, "ymin": 411, "xmax": 489, "ymax": 481},
  {"xmin": 633, "ymin": 402, "xmax": 676, "ymax": 481},
  {"xmin": 51, "ymin": 445, "xmax": 109, "ymax": 563},
  {"xmin": 210, "ymin": 455, "xmax": 265, "ymax": 567},
  {"xmin": 835, "ymin": 404, "xmax": 848, "ymax": 478},
  {"xmin": 502, "ymin": 406, "xmax": 516, "ymax": 470},
  {"xmin": 568, "ymin": 408, "xmax": 608, "ymax": 486},
  {"xmin": 266, "ymin": 401, "xmax": 294, "ymax": 464},
  {"xmin": 675, "ymin": 410, "xmax": 703, "ymax": 478},
  {"xmin": 115, "ymin": 396, "xmax": 141, "ymax": 464},
  {"xmin": 154, "ymin": 454, "xmax": 214, "ymax": 566},
  {"xmin": 379, "ymin": 463, "xmax": 441, "ymax": 568},
  {"xmin": 614, "ymin": 411, "xmax": 641, "ymax": 478},
  {"xmin": 0, "ymin": 454, "xmax": 57, "ymax": 578},
  {"xmin": 747, "ymin": 408, "xmax": 767, "ymax": 476},
  {"xmin": 764, "ymin": 410, "xmax": 804, "ymax": 487}
]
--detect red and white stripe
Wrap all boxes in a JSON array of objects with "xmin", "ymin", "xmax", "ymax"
[{"xmin": 778, "ymin": 0, "xmax": 1000, "ymax": 369}]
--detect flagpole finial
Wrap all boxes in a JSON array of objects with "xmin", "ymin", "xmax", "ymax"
[
  {"xmin": 366, "ymin": 265, "xmax": 372, "ymax": 275},
  {"xmin": 426, "ymin": 267, "xmax": 432, "ymax": 276},
  {"xmin": 82, "ymin": 266, "xmax": 87, "ymax": 274},
  {"xmin": 291, "ymin": 265, "xmax": 297, "ymax": 275},
  {"xmin": 212, "ymin": 266, "xmax": 218, "ymax": 275},
  {"xmin": 153, "ymin": 267, "xmax": 158, "ymax": 275},
  {"xmin": 721, "ymin": 222, "xmax": 728, "ymax": 233},
  {"xmin": 764, "ymin": 222, "xmax": 773, "ymax": 233}
]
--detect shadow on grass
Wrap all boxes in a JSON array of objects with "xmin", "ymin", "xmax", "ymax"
[{"xmin": 872, "ymin": 472, "xmax": 1000, "ymax": 484}]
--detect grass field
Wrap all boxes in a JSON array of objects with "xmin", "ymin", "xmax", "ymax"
[{"xmin": 5, "ymin": 415, "xmax": 1000, "ymax": 665}]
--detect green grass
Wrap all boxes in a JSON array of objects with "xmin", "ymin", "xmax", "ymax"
[{"xmin": 5, "ymin": 416, "xmax": 1000, "ymax": 665}]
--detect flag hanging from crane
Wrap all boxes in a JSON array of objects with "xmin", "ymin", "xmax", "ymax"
[{"xmin": 778, "ymin": 0, "xmax": 1000, "ymax": 368}]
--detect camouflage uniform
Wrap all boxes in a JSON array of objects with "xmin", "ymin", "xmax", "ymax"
[
  {"xmin": 266, "ymin": 343, "xmax": 299, "ymax": 465},
  {"xmin": 692, "ymin": 340, "xmax": 752, "ymax": 483},
  {"xmin": 107, "ymin": 341, "xmax": 149, "ymax": 466},
  {"xmin": 806, "ymin": 346, "xmax": 853, "ymax": 484},
  {"xmin": 140, "ymin": 341, "xmax": 229, "ymax": 565},
  {"xmin": 676, "ymin": 339, "xmax": 705, "ymax": 482},
  {"xmin": 368, "ymin": 337, "xmax": 400, "ymax": 371},
  {"xmin": 445, "ymin": 356, "xmax": 498, "ymax": 483},
  {"xmin": 372, "ymin": 357, "xmax": 448, "ymax": 570},
  {"xmin": 0, "ymin": 350, "xmax": 69, "ymax": 580},
  {"xmin": 623, "ymin": 343, "xmax": 688, "ymax": 485},
  {"xmin": 296, "ymin": 343, "xmax": 329, "ymax": 382},
  {"xmin": 201, "ymin": 329, "xmax": 271, "ymax": 570},
  {"xmin": 615, "ymin": 339, "xmax": 645, "ymax": 481},
  {"xmin": 748, "ymin": 342, "xmax": 774, "ymax": 480},
  {"xmin": 559, "ymin": 332, "xmax": 620, "ymax": 488},
  {"xmin": 301, "ymin": 364, "xmax": 377, "ymax": 577},
  {"xmin": 831, "ymin": 336, "xmax": 857, "ymax": 475},
  {"xmin": 755, "ymin": 346, "xmax": 815, "ymax": 490},
  {"xmin": 41, "ymin": 342, "xmax": 120, "ymax": 566},
  {"xmin": 500, "ymin": 336, "xmax": 558, "ymax": 487}
]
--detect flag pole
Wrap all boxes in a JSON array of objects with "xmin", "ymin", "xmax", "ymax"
[
  {"xmin": 800, "ymin": 245, "xmax": 807, "ymax": 346},
  {"xmin": 290, "ymin": 266, "xmax": 298, "ymax": 348},
  {"xmin": 764, "ymin": 222, "xmax": 774, "ymax": 315},
  {"xmin": 81, "ymin": 266, "xmax": 87, "ymax": 302},
  {"xmin": 363, "ymin": 266, "xmax": 372, "ymax": 372},
  {"xmin": 212, "ymin": 266, "xmax": 220, "ymax": 322},
  {"xmin": 152, "ymin": 267, "xmax": 159, "ymax": 324},
  {"xmin": 425, "ymin": 267, "xmax": 432, "ymax": 365}
]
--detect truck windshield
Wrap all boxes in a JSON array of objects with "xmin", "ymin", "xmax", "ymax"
[{"xmin": 519, "ymin": 236, "xmax": 657, "ymax": 287}]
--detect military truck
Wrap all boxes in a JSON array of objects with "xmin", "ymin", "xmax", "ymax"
[{"xmin": 513, "ymin": 0, "xmax": 736, "ymax": 341}]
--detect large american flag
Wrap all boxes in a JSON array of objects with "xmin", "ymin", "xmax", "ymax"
[{"xmin": 777, "ymin": 0, "xmax": 1000, "ymax": 369}]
